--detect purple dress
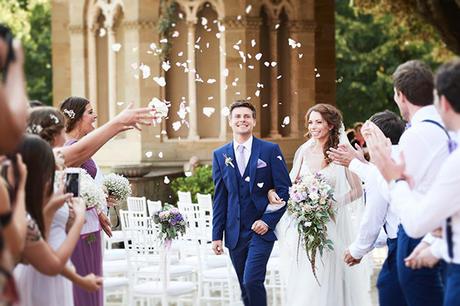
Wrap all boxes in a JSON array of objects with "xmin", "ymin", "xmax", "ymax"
[{"xmin": 65, "ymin": 140, "xmax": 103, "ymax": 306}]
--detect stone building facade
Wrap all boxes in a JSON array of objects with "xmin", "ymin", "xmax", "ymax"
[{"xmin": 51, "ymin": 0, "xmax": 335, "ymax": 168}]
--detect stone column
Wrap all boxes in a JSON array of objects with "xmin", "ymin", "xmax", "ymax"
[
  {"xmin": 106, "ymin": 24, "xmax": 117, "ymax": 120},
  {"xmin": 68, "ymin": 24, "xmax": 87, "ymax": 96},
  {"xmin": 218, "ymin": 20, "xmax": 227, "ymax": 140},
  {"xmin": 187, "ymin": 21, "xmax": 199, "ymax": 140},
  {"xmin": 268, "ymin": 19, "xmax": 281, "ymax": 139},
  {"xmin": 288, "ymin": 22, "xmax": 300, "ymax": 138},
  {"xmin": 87, "ymin": 25, "xmax": 98, "ymax": 116}
]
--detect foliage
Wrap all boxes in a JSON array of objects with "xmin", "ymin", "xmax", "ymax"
[
  {"xmin": 336, "ymin": 0, "xmax": 455, "ymax": 127},
  {"xmin": 158, "ymin": 0, "xmax": 178, "ymax": 61},
  {"xmin": 0, "ymin": 0, "xmax": 52, "ymax": 105},
  {"xmin": 152, "ymin": 205, "xmax": 186, "ymax": 242},
  {"xmin": 171, "ymin": 165, "xmax": 214, "ymax": 203}
]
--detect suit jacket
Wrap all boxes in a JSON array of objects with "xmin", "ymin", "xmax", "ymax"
[{"xmin": 212, "ymin": 136, "xmax": 292, "ymax": 249}]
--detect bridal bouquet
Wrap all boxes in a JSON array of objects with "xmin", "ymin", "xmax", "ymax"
[
  {"xmin": 80, "ymin": 170, "xmax": 106, "ymax": 213},
  {"xmin": 287, "ymin": 172, "xmax": 335, "ymax": 284},
  {"xmin": 102, "ymin": 173, "xmax": 132, "ymax": 202},
  {"xmin": 152, "ymin": 206, "xmax": 186, "ymax": 245}
]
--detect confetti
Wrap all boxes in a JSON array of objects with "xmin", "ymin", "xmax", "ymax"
[
  {"xmin": 288, "ymin": 38, "xmax": 301, "ymax": 49},
  {"xmin": 117, "ymin": 102, "xmax": 125, "ymax": 106},
  {"xmin": 255, "ymin": 53, "xmax": 262, "ymax": 61},
  {"xmin": 164, "ymin": 176, "xmax": 170, "ymax": 184},
  {"xmin": 257, "ymin": 182, "xmax": 264, "ymax": 188},
  {"xmin": 145, "ymin": 151, "xmax": 153, "ymax": 158},
  {"xmin": 201, "ymin": 17, "xmax": 208, "ymax": 26},
  {"xmin": 148, "ymin": 97, "xmax": 169, "ymax": 119},
  {"xmin": 178, "ymin": 51, "xmax": 184, "ymax": 57},
  {"xmin": 203, "ymin": 107, "xmax": 216, "ymax": 117},
  {"xmin": 162, "ymin": 61, "xmax": 171, "ymax": 72},
  {"xmin": 172, "ymin": 31, "xmax": 179, "ymax": 38},
  {"xmin": 275, "ymin": 24, "xmax": 280, "ymax": 30},
  {"xmin": 111, "ymin": 43, "xmax": 122, "ymax": 52},
  {"xmin": 245, "ymin": 4, "xmax": 252, "ymax": 14},
  {"xmin": 153, "ymin": 76, "xmax": 166, "ymax": 87},
  {"xmin": 271, "ymin": 61, "xmax": 277, "ymax": 67},
  {"xmin": 299, "ymin": 53, "xmax": 304, "ymax": 59},
  {"xmin": 139, "ymin": 64, "xmax": 151, "ymax": 79},
  {"xmin": 277, "ymin": 75, "xmax": 282, "ymax": 79},
  {"xmin": 257, "ymin": 82, "xmax": 264, "ymax": 88},
  {"xmin": 315, "ymin": 73, "xmax": 321, "ymax": 78},
  {"xmin": 223, "ymin": 68, "xmax": 229, "ymax": 77},
  {"xmin": 159, "ymin": 38, "xmax": 168, "ymax": 44},
  {"xmin": 158, "ymin": 152, "xmax": 164, "ymax": 158},
  {"xmin": 177, "ymin": 102, "xmax": 188, "ymax": 119},
  {"xmin": 282, "ymin": 116, "xmax": 290, "ymax": 126},
  {"xmin": 208, "ymin": 96, "xmax": 214, "ymax": 100},
  {"xmin": 248, "ymin": 65, "xmax": 254, "ymax": 70},
  {"xmin": 245, "ymin": 177, "xmax": 250, "ymax": 182},
  {"xmin": 277, "ymin": 155, "xmax": 283, "ymax": 160},
  {"xmin": 255, "ymin": 90, "xmax": 260, "ymax": 97},
  {"xmin": 221, "ymin": 107, "xmax": 230, "ymax": 117},
  {"xmin": 185, "ymin": 171, "xmax": 193, "ymax": 177},
  {"xmin": 251, "ymin": 39, "xmax": 256, "ymax": 47},
  {"xmin": 172, "ymin": 121, "xmax": 181, "ymax": 131},
  {"xmin": 207, "ymin": 78, "xmax": 217, "ymax": 84},
  {"xmin": 262, "ymin": 104, "xmax": 268, "ymax": 108},
  {"xmin": 237, "ymin": 15, "xmax": 242, "ymax": 21},
  {"xmin": 99, "ymin": 28, "xmax": 106, "ymax": 37},
  {"xmin": 264, "ymin": 61, "xmax": 270, "ymax": 67}
]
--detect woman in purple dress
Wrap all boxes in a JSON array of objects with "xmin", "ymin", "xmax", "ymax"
[{"xmin": 59, "ymin": 96, "xmax": 154, "ymax": 306}]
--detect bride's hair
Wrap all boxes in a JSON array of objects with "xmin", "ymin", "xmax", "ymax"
[{"xmin": 305, "ymin": 103, "xmax": 343, "ymax": 164}]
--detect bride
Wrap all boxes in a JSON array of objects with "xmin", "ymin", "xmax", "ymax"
[{"xmin": 269, "ymin": 104, "xmax": 372, "ymax": 306}]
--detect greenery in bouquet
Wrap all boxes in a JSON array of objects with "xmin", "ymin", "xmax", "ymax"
[
  {"xmin": 287, "ymin": 172, "xmax": 335, "ymax": 285},
  {"xmin": 80, "ymin": 170, "xmax": 106, "ymax": 213},
  {"xmin": 152, "ymin": 205, "xmax": 186, "ymax": 242},
  {"xmin": 103, "ymin": 173, "xmax": 132, "ymax": 202}
]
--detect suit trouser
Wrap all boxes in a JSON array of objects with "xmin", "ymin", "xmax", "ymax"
[
  {"xmin": 377, "ymin": 238, "xmax": 408, "ymax": 306},
  {"xmin": 444, "ymin": 264, "xmax": 460, "ymax": 306},
  {"xmin": 397, "ymin": 226, "xmax": 444, "ymax": 306},
  {"xmin": 229, "ymin": 231, "xmax": 274, "ymax": 306}
]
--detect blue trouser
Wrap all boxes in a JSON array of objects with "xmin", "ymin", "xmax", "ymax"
[
  {"xmin": 229, "ymin": 231, "xmax": 274, "ymax": 306},
  {"xmin": 377, "ymin": 238, "xmax": 408, "ymax": 306},
  {"xmin": 397, "ymin": 226, "xmax": 444, "ymax": 306},
  {"xmin": 444, "ymin": 264, "xmax": 460, "ymax": 306}
]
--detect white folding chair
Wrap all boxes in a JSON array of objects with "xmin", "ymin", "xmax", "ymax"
[
  {"xmin": 147, "ymin": 199, "xmax": 162, "ymax": 216},
  {"xmin": 178, "ymin": 191, "xmax": 193, "ymax": 203},
  {"xmin": 196, "ymin": 193, "xmax": 213, "ymax": 241},
  {"xmin": 127, "ymin": 196, "xmax": 147, "ymax": 216}
]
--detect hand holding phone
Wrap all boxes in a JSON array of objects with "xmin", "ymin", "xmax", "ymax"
[{"xmin": 65, "ymin": 168, "xmax": 80, "ymax": 197}]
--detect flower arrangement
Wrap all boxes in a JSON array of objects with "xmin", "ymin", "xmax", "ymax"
[
  {"xmin": 102, "ymin": 173, "xmax": 132, "ymax": 202},
  {"xmin": 152, "ymin": 206, "xmax": 186, "ymax": 243},
  {"xmin": 287, "ymin": 172, "xmax": 335, "ymax": 285},
  {"xmin": 80, "ymin": 170, "xmax": 106, "ymax": 213}
]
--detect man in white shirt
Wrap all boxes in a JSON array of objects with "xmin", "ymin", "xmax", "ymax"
[
  {"xmin": 328, "ymin": 110, "xmax": 407, "ymax": 306},
  {"xmin": 368, "ymin": 59, "xmax": 460, "ymax": 306}
]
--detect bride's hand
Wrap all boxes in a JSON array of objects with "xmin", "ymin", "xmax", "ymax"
[{"xmin": 268, "ymin": 189, "xmax": 284, "ymax": 205}]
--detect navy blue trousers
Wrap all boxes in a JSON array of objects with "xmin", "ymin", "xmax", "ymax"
[
  {"xmin": 377, "ymin": 238, "xmax": 408, "ymax": 306},
  {"xmin": 228, "ymin": 231, "xmax": 274, "ymax": 306},
  {"xmin": 444, "ymin": 264, "xmax": 460, "ymax": 306},
  {"xmin": 397, "ymin": 226, "xmax": 444, "ymax": 306}
]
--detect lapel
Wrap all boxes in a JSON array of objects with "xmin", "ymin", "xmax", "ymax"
[
  {"xmin": 248, "ymin": 137, "xmax": 261, "ymax": 193},
  {"xmin": 225, "ymin": 142, "xmax": 238, "ymax": 189}
]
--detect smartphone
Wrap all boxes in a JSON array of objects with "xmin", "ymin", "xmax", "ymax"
[{"xmin": 65, "ymin": 168, "xmax": 80, "ymax": 197}]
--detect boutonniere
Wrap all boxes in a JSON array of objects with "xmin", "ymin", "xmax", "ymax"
[{"xmin": 223, "ymin": 154, "xmax": 235, "ymax": 168}]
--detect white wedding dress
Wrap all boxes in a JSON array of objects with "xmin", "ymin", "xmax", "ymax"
[{"xmin": 275, "ymin": 140, "xmax": 373, "ymax": 306}]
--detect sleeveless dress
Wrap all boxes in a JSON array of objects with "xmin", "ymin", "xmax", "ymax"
[
  {"xmin": 276, "ymin": 160, "xmax": 373, "ymax": 306},
  {"xmin": 14, "ymin": 207, "xmax": 74, "ymax": 306}
]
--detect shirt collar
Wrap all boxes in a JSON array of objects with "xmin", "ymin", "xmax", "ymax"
[
  {"xmin": 410, "ymin": 105, "xmax": 441, "ymax": 125},
  {"xmin": 234, "ymin": 136, "xmax": 253, "ymax": 152}
]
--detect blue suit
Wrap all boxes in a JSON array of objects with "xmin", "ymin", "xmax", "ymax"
[{"xmin": 212, "ymin": 137, "xmax": 291, "ymax": 306}]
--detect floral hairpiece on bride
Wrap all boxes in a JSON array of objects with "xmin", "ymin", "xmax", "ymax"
[
  {"xmin": 63, "ymin": 109, "xmax": 75, "ymax": 119},
  {"xmin": 223, "ymin": 154, "xmax": 234, "ymax": 168}
]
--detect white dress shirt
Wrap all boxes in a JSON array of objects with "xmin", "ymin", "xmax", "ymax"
[
  {"xmin": 233, "ymin": 136, "xmax": 253, "ymax": 173},
  {"xmin": 348, "ymin": 146, "xmax": 400, "ymax": 259},
  {"xmin": 389, "ymin": 131, "xmax": 460, "ymax": 263},
  {"xmin": 395, "ymin": 106, "xmax": 450, "ymax": 245}
]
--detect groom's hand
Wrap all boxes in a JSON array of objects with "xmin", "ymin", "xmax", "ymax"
[
  {"xmin": 252, "ymin": 220, "xmax": 269, "ymax": 235},
  {"xmin": 212, "ymin": 240, "xmax": 224, "ymax": 255},
  {"xmin": 344, "ymin": 249, "xmax": 361, "ymax": 266}
]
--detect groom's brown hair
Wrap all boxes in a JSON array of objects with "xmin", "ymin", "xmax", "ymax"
[{"xmin": 229, "ymin": 100, "xmax": 256, "ymax": 119}]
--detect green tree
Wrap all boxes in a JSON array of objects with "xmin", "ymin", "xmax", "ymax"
[
  {"xmin": 336, "ymin": 0, "xmax": 454, "ymax": 126},
  {"xmin": 171, "ymin": 165, "xmax": 214, "ymax": 203},
  {"xmin": 0, "ymin": 0, "xmax": 52, "ymax": 105}
]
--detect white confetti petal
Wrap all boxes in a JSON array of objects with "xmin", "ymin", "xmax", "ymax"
[
  {"xmin": 139, "ymin": 64, "xmax": 151, "ymax": 79},
  {"xmin": 299, "ymin": 53, "xmax": 304, "ymax": 59},
  {"xmin": 257, "ymin": 182, "xmax": 264, "ymax": 188},
  {"xmin": 203, "ymin": 107, "xmax": 215, "ymax": 117},
  {"xmin": 172, "ymin": 31, "xmax": 179, "ymax": 38},
  {"xmin": 275, "ymin": 24, "xmax": 280, "ymax": 30},
  {"xmin": 177, "ymin": 102, "xmax": 188, "ymax": 120},
  {"xmin": 315, "ymin": 73, "xmax": 321, "ymax": 78},
  {"xmin": 277, "ymin": 155, "xmax": 282, "ymax": 160},
  {"xmin": 178, "ymin": 51, "xmax": 184, "ymax": 56},
  {"xmin": 111, "ymin": 43, "xmax": 122, "ymax": 52},
  {"xmin": 277, "ymin": 75, "xmax": 282, "ymax": 79},
  {"xmin": 99, "ymin": 28, "xmax": 106, "ymax": 37},
  {"xmin": 221, "ymin": 107, "xmax": 230, "ymax": 117},
  {"xmin": 223, "ymin": 68, "xmax": 229, "ymax": 77},
  {"xmin": 172, "ymin": 121, "xmax": 181, "ymax": 131},
  {"xmin": 245, "ymin": 176, "xmax": 250, "ymax": 182},
  {"xmin": 117, "ymin": 101, "xmax": 125, "ymax": 106},
  {"xmin": 158, "ymin": 152, "xmax": 164, "ymax": 158},
  {"xmin": 255, "ymin": 90, "xmax": 260, "ymax": 97},
  {"xmin": 160, "ymin": 38, "xmax": 168, "ymax": 44},
  {"xmin": 237, "ymin": 15, "xmax": 242, "ymax": 21},
  {"xmin": 201, "ymin": 17, "xmax": 208, "ymax": 26},
  {"xmin": 131, "ymin": 62, "xmax": 138, "ymax": 70},
  {"xmin": 248, "ymin": 65, "xmax": 254, "ymax": 70},
  {"xmin": 145, "ymin": 151, "xmax": 153, "ymax": 158},
  {"xmin": 282, "ymin": 116, "xmax": 290, "ymax": 126},
  {"xmin": 216, "ymin": 33, "xmax": 222, "ymax": 39},
  {"xmin": 162, "ymin": 61, "xmax": 171, "ymax": 72},
  {"xmin": 251, "ymin": 39, "xmax": 256, "ymax": 47},
  {"xmin": 255, "ymin": 53, "xmax": 262, "ymax": 61},
  {"xmin": 153, "ymin": 76, "xmax": 166, "ymax": 87},
  {"xmin": 207, "ymin": 78, "xmax": 217, "ymax": 84},
  {"xmin": 164, "ymin": 176, "xmax": 170, "ymax": 184},
  {"xmin": 257, "ymin": 82, "xmax": 264, "ymax": 88},
  {"xmin": 148, "ymin": 97, "xmax": 169, "ymax": 118},
  {"xmin": 271, "ymin": 61, "xmax": 277, "ymax": 67},
  {"xmin": 262, "ymin": 104, "xmax": 268, "ymax": 108},
  {"xmin": 185, "ymin": 171, "xmax": 192, "ymax": 177},
  {"xmin": 149, "ymin": 43, "xmax": 157, "ymax": 50},
  {"xmin": 245, "ymin": 4, "xmax": 252, "ymax": 14},
  {"xmin": 288, "ymin": 38, "xmax": 300, "ymax": 49}
]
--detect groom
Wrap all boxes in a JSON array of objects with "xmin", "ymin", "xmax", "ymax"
[{"xmin": 212, "ymin": 100, "xmax": 291, "ymax": 306}]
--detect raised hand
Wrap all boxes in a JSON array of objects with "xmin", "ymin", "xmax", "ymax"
[
  {"xmin": 113, "ymin": 102, "xmax": 155, "ymax": 131},
  {"xmin": 327, "ymin": 142, "xmax": 366, "ymax": 167}
]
